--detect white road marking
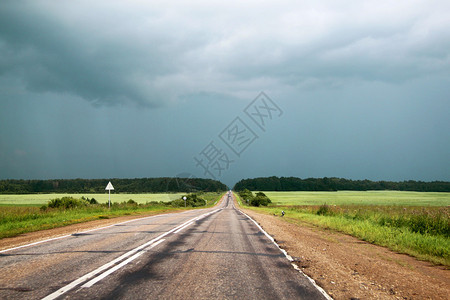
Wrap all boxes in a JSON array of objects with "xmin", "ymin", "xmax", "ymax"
[
  {"xmin": 41, "ymin": 208, "xmax": 223, "ymax": 300},
  {"xmin": 0, "ymin": 209, "xmax": 207, "ymax": 254},
  {"xmin": 174, "ymin": 208, "xmax": 222, "ymax": 234},
  {"xmin": 174, "ymin": 221, "xmax": 194, "ymax": 233},
  {"xmin": 0, "ymin": 212, "xmax": 175, "ymax": 254},
  {"xmin": 0, "ymin": 235, "xmax": 72, "ymax": 254},
  {"xmin": 41, "ymin": 237, "xmax": 166, "ymax": 300},
  {"xmin": 81, "ymin": 239, "xmax": 165, "ymax": 288},
  {"xmin": 237, "ymin": 208, "xmax": 333, "ymax": 300}
]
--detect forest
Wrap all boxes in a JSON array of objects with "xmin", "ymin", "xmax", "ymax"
[
  {"xmin": 0, "ymin": 177, "xmax": 227, "ymax": 194},
  {"xmin": 233, "ymin": 176, "xmax": 450, "ymax": 192}
]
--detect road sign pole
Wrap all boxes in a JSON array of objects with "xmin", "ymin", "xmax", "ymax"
[{"xmin": 105, "ymin": 181, "xmax": 114, "ymax": 210}]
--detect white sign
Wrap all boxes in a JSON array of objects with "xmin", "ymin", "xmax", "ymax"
[
  {"xmin": 105, "ymin": 181, "xmax": 114, "ymax": 191},
  {"xmin": 105, "ymin": 181, "xmax": 114, "ymax": 209}
]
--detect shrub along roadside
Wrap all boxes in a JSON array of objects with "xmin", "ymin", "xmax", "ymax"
[
  {"xmin": 238, "ymin": 189, "xmax": 272, "ymax": 207},
  {"xmin": 243, "ymin": 204, "xmax": 449, "ymax": 267},
  {"xmin": 166, "ymin": 193, "xmax": 207, "ymax": 207}
]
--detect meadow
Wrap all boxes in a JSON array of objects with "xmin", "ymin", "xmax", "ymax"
[
  {"xmin": 0, "ymin": 193, "xmax": 186, "ymax": 206},
  {"xmin": 0, "ymin": 192, "xmax": 224, "ymax": 240},
  {"xmin": 262, "ymin": 191, "xmax": 450, "ymax": 206},
  {"xmin": 239, "ymin": 191, "xmax": 450, "ymax": 266}
]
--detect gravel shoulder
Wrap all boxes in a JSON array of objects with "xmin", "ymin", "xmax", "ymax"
[{"xmin": 242, "ymin": 208, "xmax": 449, "ymax": 300}]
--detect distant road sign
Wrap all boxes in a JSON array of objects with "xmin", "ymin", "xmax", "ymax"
[
  {"xmin": 105, "ymin": 182, "xmax": 114, "ymax": 191},
  {"xmin": 105, "ymin": 181, "xmax": 114, "ymax": 209}
]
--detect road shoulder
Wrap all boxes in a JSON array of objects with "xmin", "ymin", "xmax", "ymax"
[{"xmin": 242, "ymin": 208, "xmax": 449, "ymax": 300}]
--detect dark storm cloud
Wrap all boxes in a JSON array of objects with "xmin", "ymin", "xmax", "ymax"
[
  {"xmin": 1, "ymin": 1, "xmax": 449, "ymax": 107},
  {"xmin": 0, "ymin": 2, "xmax": 186, "ymax": 106},
  {"xmin": 1, "ymin": 1, "xmax": 449, "ymax": 184}
]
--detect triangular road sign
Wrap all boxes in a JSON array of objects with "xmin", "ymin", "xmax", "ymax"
[{"xmin": 105, "ymin": 181, "xmax": 114, "ymax": 191}]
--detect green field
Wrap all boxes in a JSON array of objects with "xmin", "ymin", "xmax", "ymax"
[
  {"xmin": 0, "ymin": 193, "xmax": 185, "ymax": 206},
  {"xmin": 261, "ymin": 191, "xmax": 450, "ymax": 206},
  {"xmin": 238, "ymin": 191, "xmax": 450, "ymax": 266}
]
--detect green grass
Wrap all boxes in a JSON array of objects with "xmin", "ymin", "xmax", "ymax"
[
  {"xmin": 261, "ymin": 191, "xmax": 450, "ymax": 206},
  {"xmin": 0, "ymin": 192, "xmax": 224, "ymax": 240},
  {"xmin": 238, "ymin": 191, "xmax": 450, "ymax": 266},
  {"xmin": 0, "ymin": 193, "xmax": 186, "ymax": 206},
  {"xmin": 0, "ymin": 204, "xmax": 169, "ymax": 239},
  {"xmin": 200, "ymin": 192, "xmax": 225, "ymax": 206}
]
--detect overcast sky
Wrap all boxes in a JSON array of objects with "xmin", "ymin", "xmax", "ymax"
[{"xmin": 1, "ymin": 0, "xmax": 449, "ymax": 188}]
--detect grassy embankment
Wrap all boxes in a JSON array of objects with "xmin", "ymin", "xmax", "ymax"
[
  {"xmin": 237, "ymin": 191, "xmax": 450, "ymax": 266},
  {"xmin": 0, "ymin": 192, "xmax": 224, "ymax": 239}
]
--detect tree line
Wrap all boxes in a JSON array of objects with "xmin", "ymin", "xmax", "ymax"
[
  {"xmin": 233, "ymin": 176, "xmax": 450, "ymax": 192},
  {"xmin": 0, "ymin": 177, "xmax": 227, "ymax": 194}
]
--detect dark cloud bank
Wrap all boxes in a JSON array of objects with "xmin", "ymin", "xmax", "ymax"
[{"xmin": 1, "ymin": 1, "xmax": 449, "ymax": 186}]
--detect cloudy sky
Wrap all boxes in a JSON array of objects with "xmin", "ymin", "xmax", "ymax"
[{"xmin": 1, "ymin": 0, "xmax": 449, "ymax": 187}]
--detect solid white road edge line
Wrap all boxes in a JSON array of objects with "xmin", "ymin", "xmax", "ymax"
[
  {"xmin": 238, "ymin": 209, "xmax": 333, "ymax": 300},
  {"xmin": 0, "ymin": 235, "xmax": 72, "ymax": 254},
  {"xmin": 0, "ymin": 208, "xmax": 208, "ymax": 254},
  {"xmin": 0, "ymin": 212, "xmax": 175, "ymax": 254},
  {"xmin": 41, "ymin": 208, "xmax": 222, "ymax": 300}
]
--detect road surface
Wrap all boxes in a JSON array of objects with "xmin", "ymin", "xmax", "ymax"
[{"xmin": 0, "ymin": 192, "xmax": 328, "ymax": 299}]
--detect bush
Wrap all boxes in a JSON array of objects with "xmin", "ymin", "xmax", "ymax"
[
  {"xmin": 127, "ymin": 199, "xmax": 138, "ymax": 205},
  {"xmin": 167, "ymin": 193, "xmax": 206, "ymax": 207},
  {"xmin": 47, "ymin": 197, "xmax": 89, "ymax": 209},
  {"xmin": 239, "ymin": 189, "xmax": 253, "ymax": 202},
  {"xmin": 250, "ymin": 192, "xmax": 272, "ymax": 207},
  {"xmin": 317, "ymin": 204, "xmax": 333, "ymax": 216},
  {"xmin": 146, "ymin": 201, "xmax": 160, "ymax": 205},
  {"xmin": 239, "ymin": 189, "xmax": 254, "ymax": 205}
]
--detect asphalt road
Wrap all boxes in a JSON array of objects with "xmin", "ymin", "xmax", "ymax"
[{"xmin": 0, "ymin": 192, "xmax": 328, "ymax": 299}]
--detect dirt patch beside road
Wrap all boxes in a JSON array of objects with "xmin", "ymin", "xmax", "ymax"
[{"xmin": 242, "ymin": 208, "xmax": 449, "ymax": 300}]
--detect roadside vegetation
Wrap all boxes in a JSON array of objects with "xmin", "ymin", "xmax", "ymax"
[
  {"xmin": 237, "ymin": 189, "xmax": 271, "ymax": 207},
  {"xmin": 0, "ymin": 193, "xmax": 183, "ymax": 205},
  {"xmin": 237, "ymin": 191, "xmax": 450, "ymax": 266},
  {"xmin": 0, "ymin": 192, "xmax": 223, "ymax": 240}
]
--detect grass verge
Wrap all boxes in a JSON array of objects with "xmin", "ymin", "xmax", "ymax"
[
  {"xmin": 236, "ymin": 194, "xmax": 449, "ymax": 267},
  {"xmin": 0, "ymin": 193, "xmax": 186, "ymax": 205},
  {"xmin": 0, "ymin": 204, "xmax": 172, "ymax": 239}
]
